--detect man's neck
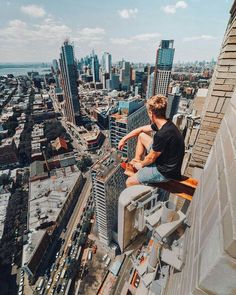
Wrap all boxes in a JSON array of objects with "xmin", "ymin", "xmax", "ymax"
[{"xmin": 153, "ymin": 118, "xmax": 168, "ymax": 130}]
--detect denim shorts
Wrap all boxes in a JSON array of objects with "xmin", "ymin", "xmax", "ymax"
[
  {"xmin": 136, "ymin": 142, "xmax": 167, "ymax": 185},
  {"xmin": 136, "ymin": 163, "xmax": 166, "ymax": 185}
]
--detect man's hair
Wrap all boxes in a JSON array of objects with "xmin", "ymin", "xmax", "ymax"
[{"xmin": 147, "ymin": 95, "xmax": 167, "ymax": 118}]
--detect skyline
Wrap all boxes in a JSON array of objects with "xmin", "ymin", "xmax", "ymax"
[{"xmin": 0, "ymin": 0, "xmax": 233, "ymax": 63}]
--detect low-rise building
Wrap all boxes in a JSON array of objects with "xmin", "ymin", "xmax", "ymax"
[
  {"xmin": 0, "ymin": 138, "xmax": 18, "ymax": 168},
  {"xmin": 22, "ymin": 165, "xmax": 83, "ymax": 282},
  {"xmin": 82, "ymin": 129, "xmax": 105, "ymax": 151}
]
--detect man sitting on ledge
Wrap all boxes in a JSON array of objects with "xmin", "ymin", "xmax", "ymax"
[{"xmin": 118, "ymin": 95, "xmax": 185, "ymax": 187}]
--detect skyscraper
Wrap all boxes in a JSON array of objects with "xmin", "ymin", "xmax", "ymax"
[
  {"xmin": 52, "ymin": 59, "xmax": 60, "ymax": 88},
  {"xmin": 91, "ymin": 51, "xmax": 100, "ymax": 83},
  {"xmin": 59, "ymin": 40, "xmax": 80, "ymax": 125},
  {"xmin": 101, "ymin": 52, "xmax": 113, "ymax": 89},
  {"xmin": 166, "ymin": 92, "xmax": 181, "ymax": 119},
  {"xmin": 101, "ymin": 52, "xmax": 112, "ymax": 76},
  {"xmin": 120, "ymin": 61, "xmax": 131, "ymax": 91},
  {"xmin": 91, "ymin": 153, "xmax": 126, "ymax": 246},
  {"xmin": 52, "ymin": 59, "xmax": 59, "ymax": 73},
  {"xmin": 109, "ymin": 97, "xmax": 150, "ymax": 160},
  {"xmin": 152, "ymin": 40, "xmax": 175, "ymax": 96},
  {"xmin": 146, "ymin": 72, "xmax": 155, "ymax": 99}
]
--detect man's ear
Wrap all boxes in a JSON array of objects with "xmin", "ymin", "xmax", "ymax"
[{"xmin": 151, "ymin": 112, "xmax": 155, "ymax": 121}]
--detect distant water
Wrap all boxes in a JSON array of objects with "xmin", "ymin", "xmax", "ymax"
[{"xmin": 0, "ymin": 66, "xmax": 51, "ymax": 76}]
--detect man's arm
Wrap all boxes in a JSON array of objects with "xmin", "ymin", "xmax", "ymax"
[
  {"xmin": 118, "ymin": 124, "xmax": 152, "ymax": 150},
  {"xmin": 133, "ymin": 149, "xmax": 161, "ymax": 169}
]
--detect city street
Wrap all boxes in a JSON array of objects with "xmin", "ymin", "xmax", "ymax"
[{"xmin": 46, "ymin": 173, "xmax": 92, "ymax": 294}]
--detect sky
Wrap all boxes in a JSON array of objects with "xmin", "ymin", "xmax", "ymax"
[{"xmin": 0, "ymin": 0, "xmax": 233, "ymax": 64}]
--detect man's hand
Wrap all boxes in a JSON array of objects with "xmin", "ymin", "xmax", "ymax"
[
  {"xmin": 118, "ymin": 138, "xmax": 126, "ymax": 150},
  {"xmin": 131, "ymin": 159, "xmax": 143, "ymax": 170}
]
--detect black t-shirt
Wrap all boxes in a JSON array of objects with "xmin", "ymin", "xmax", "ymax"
[{"xmin": 151, "ymin": 120, "xmax": 185, "ymax": 180}]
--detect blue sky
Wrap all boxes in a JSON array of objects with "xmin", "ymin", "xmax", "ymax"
[{"xmin": 0, "ymin": 0, "xmax": 233, "ymax": 63}]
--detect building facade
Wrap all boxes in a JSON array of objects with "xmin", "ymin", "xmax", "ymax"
[
  {"xmin": 185, "ymin": 4, "xmax": 236, "ymax": 176},
  {"xmin": 91, "ymin": 51, "xmax": 100, "ymax": 83},
  {"xmin": 0, "ymin": 138, "xmax": 18, "ymax": 168},
  {"xmin": 152, "ymin": 40, "xmax": 175, "ymax": 97},
  {"xmin": 91, "ymin": 153, "xmax": 126, "ymax": 246},
  {"xmin": 101, "ymin": 52, "xmax": 112, "ymax": 76},
  {"xmin": 59, "ymin": 40, "xmax": 80, "ymax": 125},
  {"xmin": 120, "ymin": 61, "xmax": 131, "ymax": 91},
  {"xmin": 109, "ymin": 97, "xmax": 150, "ymax": 160},
  {"xmin": 166, "ymin": 92, "xmax": 181, "ymax": 119}
]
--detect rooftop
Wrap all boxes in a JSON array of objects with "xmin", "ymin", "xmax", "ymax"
[
  {"xmin": 23, "ymin": 165, "xmax": 82, "ymax": 266},
  {"xmin": 92, "ymin": 152, "xmax": 122, "ymax": 181}
]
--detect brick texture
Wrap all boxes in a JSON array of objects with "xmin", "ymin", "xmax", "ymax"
[
  {"xmin": 165, "ymin": 90, "xmax": 236, "ymax": 295},
  {"xmin": 165, "ymin": 3, "xmax": 236, "ymax": 294},
  {"xmin": 185, "ymin": 9, "xmax": 236, "ymax": 175}
]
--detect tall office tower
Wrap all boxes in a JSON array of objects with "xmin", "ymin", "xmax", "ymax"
[
  {"xmin": 166, "ymin": 92, "xmax": 181, "ymax": 119},
  {"xmin": 146, "ymin": 72, "xmax": 155, "ymax": 99},
  {"xmin": 59, "ymin": 40, "xmax": 80, "ymax": 125},
  {"xmin": 77, "ymin": 59, "xmax": 83, "ymax": 74},
  {"xmin": 91, "ymin": 153, "xmax": 126, "ymax": 246},
  {"xmin": 101, "ymin": 52, "xmax": 112, "ymax": 76},
  {"xmin": 51, "ymin": 59, "xmax": 60, "ymax": 88},
  {"xmin": 91, "ymin": 51, "xmax": 100, "ymax": 83},
  {"xmin": 110, "ymin": 97, "xmax": 150, "ymax": 160},
  {"xmin": 84, "ymin": 55, "xmax": 92, "ymax": 67},
  {"xmin": 111, "ymin": 74, "xmax": 120, "ymax": 90},
  {"xmin": 52, "ymin": 59, "xmax": 59, "ymax": 73},
  {"xmin": 101, "ymin": 52, "xmax": 112, "ymax": 89},
  {"xmin": 152, "ymin": 40, "xmax": 175, "ymax": 96},
  {"xmin": 120, "ymin": 61, "xmax": 131, "ymax": 91},
  {"xmin": 133, "ymin": 71, "xmax": 146, "ymax": 96}
]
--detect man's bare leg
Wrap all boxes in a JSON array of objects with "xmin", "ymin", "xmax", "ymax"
[
  {"xmin": 133, "ymin": 132, "xmax": 153, "ymax": 162},
  {"xmin": 124, "ymin": 163, "xmax": 135, "ymax": 177},
  {"xmin": 126, "ymin": 173, "xmax": 140, "ymax": 187}
]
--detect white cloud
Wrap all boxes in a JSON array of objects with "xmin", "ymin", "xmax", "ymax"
[
  {"xmin": 110, "ymin": 38, "xmax": 132, "ymax": 45},
  {"xmin": 0, "ymin": 18, "xmax": 71, "ymax": 43},
  {"xmin": 176, "ymin": 1, "xmax": 188, "ymax": 8},
  {"xmin": 162, "ymin": 1, "xmax": 187, "ymax": 14},
  {"xmin": 21, "ymin": 5, "xmax": 46, "ymax": 18},
  {"xmin": 78, "ymin": 27, "xmax": 105, "ymax": 39},
  {"xmin": 118, "ymin": 8, "xmax": 138, "ymax": 19},
  {"xmin": 0, "ymin": 18, "xmax": 72, "ymax": 62},
  {"xmin": 183, "ymin": 35, "xmax": 217, "ymax": 42},
  {"xmin": 74, "ymin": 27, "xmax": 106, "ymax": 47},
  {"xmin": 110, "ymin": 32, "xmax": 160, "ymax": 45},
  {"xmin": 132, "ymin": 33, "xmax": 161, "ymax": 41}
]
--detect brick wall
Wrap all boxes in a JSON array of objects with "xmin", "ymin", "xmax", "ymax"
[
  {"xmin": 165, "ymin": 3, "xmax": 236, "ymax": 293},
  {"xmin": 185, "ymin": 3, "xmax": 236, "ymax": 176},
  {"xmin": 165, "ymin": 89, "xmax": 236, "ymax": 295}
]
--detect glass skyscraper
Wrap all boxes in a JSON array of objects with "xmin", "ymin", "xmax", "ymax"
[
  {"xmin": 156, "ymin": 40, "xmax": 175, "ymax": 70},
  {"xmin": 120, "ymin": 61, "xmax": 131, "ymax": 91},
  {"xmin": 152, "ymin": 40, "xmax": 175, "ymax": 97},
  {"xmin": 91, "ymin": 51, "xmax": 100, "ymax": 83},
  {"xmin": 59, "ymin": 40, "xmax": 80, "ymax": 125},
  {"xmin": 101, "ymin": 52, "xmax": 112, "ymax": 75}
]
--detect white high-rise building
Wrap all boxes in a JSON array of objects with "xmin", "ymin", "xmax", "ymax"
[
  {"xmin": 155, "ymin": 70, "xmax": 172, "ymax": 96},
  {"xmin": 91, "ymin": 153, "xmax": 126, "ymax": 246},
  {"xmin": 146, "ymin": 72, "xmax": 155, "ymax": 99},
  {"xmin": 101, "ymin": 52, "xmax": 112, "ymax": 75}
]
